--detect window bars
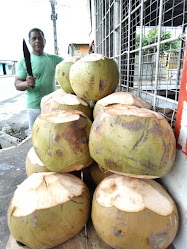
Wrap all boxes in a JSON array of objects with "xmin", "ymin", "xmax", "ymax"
[{"xmin": 94, "ymin": 0, "xmax": 187, "ymax": 129}]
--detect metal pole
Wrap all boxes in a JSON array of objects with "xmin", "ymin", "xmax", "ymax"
[
  {"xmin": 105, "ymin": 0, "xmax": 106, "ymax": 56},
  {"xmin": 127, "ymin": 0, "xmax": 132, "ymax": 91},
  {"xmin": 114, "ymin": 0, "xmax": 121, "ymax": 91},
  {"xmin": 108, "ymin": 1, "xmax": 111, "ymax": 57},
  {"xmin": 94, "ymin": 0, "xmax": 98, "ymax": 53},
  {"xmin": 175, "ymin": 2, "xmax": 186, "ymax": 101},
  {"xmin": 119, "ymin": 0, "xmax": 122, "ymax": 90},
  {"xmin": 153, "ymin": 0, "xmax": 163, "ymax": 111},
  {"xmin": 138, "ymin": 0, "xmax": 144, "ymax": 96},
  {"xmin": 50, "ymin": 0, "xmax": 58, "ymax": 55},
  {"xmin": 102, "ymin": 1, "xmax": 104, "ymax": 54}
]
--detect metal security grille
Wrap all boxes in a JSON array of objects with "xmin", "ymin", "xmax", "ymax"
[{"xmin": 94, "ymin": 0, "xmax": 187, "ymax": 129}]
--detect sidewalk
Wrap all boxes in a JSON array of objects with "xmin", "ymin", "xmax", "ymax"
[
  {"xmin": 0, "ymin": 76, "xmax": 32, "ymax": 248},
  {"xmin": 0, "ymin": 76, "xmax": 29, "ymax": 130},
  {"xmin": 0, "ymin": 137, "xmax": 32, "ymax": 248}
]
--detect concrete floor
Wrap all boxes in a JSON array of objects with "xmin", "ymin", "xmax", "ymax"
[
  {"xmin": 0, "ymin": 137, "xmax": 32, "ymax": 249},
  {"xmin": 0, "ymin": 76, "xmax": 31, "ymax": 248},
  {"xmin": 0, "ymin": 76, "xmax": 28, "ymax": 130}
]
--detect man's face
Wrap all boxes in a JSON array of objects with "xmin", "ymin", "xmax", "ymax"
[{"xmin": 29, "ymin": 31, "xmax": 46, "ymax": 54}]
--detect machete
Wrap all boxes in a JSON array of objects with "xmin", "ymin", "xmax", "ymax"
[{"xmin": 23, "ymin": 39, "xmax": 34, "ymax": 89}]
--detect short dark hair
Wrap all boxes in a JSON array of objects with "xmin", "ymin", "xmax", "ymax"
[{"xmin": 28, "ymin": 28, "xmax": 45, "ymax": 39}]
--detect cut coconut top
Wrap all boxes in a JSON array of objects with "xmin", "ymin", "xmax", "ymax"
[
  {"xmin": 63, "ymin": 56, "xmax": 81, "ymax": 63},
  {"xmin": 96, "ymin": 92, "xmax": 152, "ymax": 109},
  {"xmin": 41, "ymin": 91, "xmax": 57, "ymax": 103},
  {"xmin": 41, "ymin": 90, "xmax": 65, "ymax": 104},
  {"xmin": 39, "ymin": 110, "xmax": 86, "ymax": 124},
  {"xmin": 10, "ymin": 172, "xmax": 85, "ymax": 217},
  {"xmin": 80, "ymin": 53, "xmax": 106, "ymax": 62},
  {"xmin": 53, "ymin": 93, "xmax": 88, "ymax": 106},
  {"xmin": 96, "ymin": 174, "xmax": 175, "ymax": 216},
  {"xmin": 105, "ymin": 104, "xmax": 163, "ymax": 119},
  {"xmin": 41, "ymin": 91, "xmax": 88, "ymax": 106},
  {"xmin": 28, "ymin": 147, "xmax": 44, "ymax": 166}
]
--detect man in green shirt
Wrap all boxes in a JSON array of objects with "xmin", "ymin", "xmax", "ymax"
[{"xmin": 15, "ymin": 28, "xmax": 63, "ymax": 130}]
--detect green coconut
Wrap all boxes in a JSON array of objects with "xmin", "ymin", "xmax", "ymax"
[
  {"xmin": 69, "ymin": 53, "xmax": 119, "ymax": 104},
  {"xmin": 56, "ymin": 56, "xmax": 81, "ymax": 93},
  {"xmin": 89, "ymin": 104, "xmax": 176, "ymax": 178},
  {"xmin": 89, "ymin": 162, "xmax": 112, "ymax": 186},
  {"xmin": 32, "ymin": 110, "xmax": 94, "ymax": 173},
  {"xmin": 25, "ymin": 147, "xmax": 50, "ymax": 177},
  {"xmin": 41, "ymin": 89, "xmax": 92, "ymax": 119},
  {"xmin": 8, "ymin": 172, "xmax": 90, "ymax": 249},
  {"xmin": 92, "ymin": 174, "xmax": 179, "ymax": 249},
  {"xmin": 93, "ymin": 92, "xmax": 152, "ymax": 119}
]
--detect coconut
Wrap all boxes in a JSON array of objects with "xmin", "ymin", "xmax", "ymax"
[
  {"xmin": 56, "ymin": 56, "xmax": 81, "ymax": 93},
  {"xmin": 8, "ymin": 172, "xmax": 90, "ymax": 249},
  {"xmin": 32, "ymin": 110, "xmax": 94, "ymax": 173},
  {"xmin": 92, "ymin": 174, "xmax": 178, "ymax": 249},
  {"xmin": 41, "ymin": 89, "xmax": 92, "ymax": 119},
  {"xmin": 69, "ymin": 53, "xmax": 119, "ymax": 104},
  {"xmin": 25, "ymin": 147, "xmax": 50, "ymax": 177},
  {"xmin": 93, "ymin": 92, "xmax": 152, "ymax": 119},
  {"xmin": 89, "ymin": 162, "xmax": 112, "ymax": 186},
  {"xmin": 89, "ymin": 104, "xmax": 176, "ymax": 178}
]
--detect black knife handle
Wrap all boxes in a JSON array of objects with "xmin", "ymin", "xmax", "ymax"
[
  {"xmin": 29, "ymin": 74, "xmax": 34, "ymax": 89},
  {"xmin": 30, "ymin": 75, "xmax": 34, "ymax": 89}
]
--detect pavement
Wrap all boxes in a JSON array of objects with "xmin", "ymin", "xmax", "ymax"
[
  {"xmin": 0, "ymin": 76, "xmax": 29, "ymax": 130},
  {"xmin": 0, "ymin": 76, "xmax": 32, "ymax": 249},
  {"xmin": 0, "ymin": 137, "xmax": 32, "ymax": 249}
]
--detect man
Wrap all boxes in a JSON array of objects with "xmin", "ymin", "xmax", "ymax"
[{"xmin": 14, "ymin": 28, "xmax": 64, "ymax": 130}]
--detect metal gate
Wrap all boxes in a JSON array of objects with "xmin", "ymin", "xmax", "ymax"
[{"xmin": 94, "ymin": 0, "xmax": 187, "ymax": 129}]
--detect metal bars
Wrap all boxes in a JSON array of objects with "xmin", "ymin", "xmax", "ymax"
[{"xmin": 94, "ymin": 0, "xmax": 187, "ymax": 129}]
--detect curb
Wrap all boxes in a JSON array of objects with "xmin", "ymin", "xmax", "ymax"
[{"xmin": 0, "ymin": 135, "xmax": 32, "ymax": 152}]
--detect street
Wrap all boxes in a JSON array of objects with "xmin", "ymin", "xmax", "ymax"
[
  {"xmin": 0, "ymin": 76, "xmax": 31, "ymax": 248},
  {"xmin": 0, "ymin": 76, "xmax": 28, "ymax": 129},
  {"xmin": 0, "ymin": 76, "xmax": 19, "ymax": 102}
]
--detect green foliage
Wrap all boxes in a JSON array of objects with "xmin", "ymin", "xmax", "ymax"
[{"xmin": 136, "ymin": 28, "xmax": 180, "ymax": 54}]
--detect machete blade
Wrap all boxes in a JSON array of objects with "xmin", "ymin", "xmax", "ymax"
[{"xmin": 23, "ymin": 39, "xmax": 34, "ymax": 88}]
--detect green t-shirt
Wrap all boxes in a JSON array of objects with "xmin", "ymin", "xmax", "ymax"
[{"xmin": 16, "ymin": 52, "xmax": 63, "ymax": 108}]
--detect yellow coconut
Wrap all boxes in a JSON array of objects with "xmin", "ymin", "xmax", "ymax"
[
  {"xmin": 92, "ymin": 174, "xmax": 179, "ymax": 249},
  {"xmin": 32, "ymin": 110, "xmax": 94, "ymax": 173},
  {"xmin": 89, "ymin": 162, "xmax": 112, "ymax": 186},
  {"xmin": 8, "ymin": 172, "xmax": 90, "ymax": 249},
  {"xmin": 89, "ymin": 104, "xmax": 176, "ymax": 178},
  {"xmin": 25, "ymin": 147, "xmax": 50, "ymax": 177},
  {"xmin": 69, "ymin": 53, "xmax": 119, "ymax": 104},
  {"xmin": 93, "ymin": 92, "xmax": 152, "ymax": 119},
  {"xmin": 41, "ymin": 89, "xmax": 92, "ymax": 119},
  {"xmin": 56, "ymin": 56, "xmax": 81, "ymax": 93}
]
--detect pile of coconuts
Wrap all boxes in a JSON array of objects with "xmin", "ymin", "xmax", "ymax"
[{"xmin": 7, "ymin": 53, "xmax": 178, "ymax": 249}]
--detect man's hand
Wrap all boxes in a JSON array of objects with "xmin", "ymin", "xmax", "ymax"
[
  {"xmin": 14, "ymin": 76, "xmax": 37, "ymax": 91},
  {"xmin": 26, "ymin": 76, "xmax": 37, "ymax": 88}
]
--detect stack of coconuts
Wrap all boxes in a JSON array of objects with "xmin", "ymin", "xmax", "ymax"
[{"xmin": 7, "ymin": 54, "xmax": 179, "ymax": 249}]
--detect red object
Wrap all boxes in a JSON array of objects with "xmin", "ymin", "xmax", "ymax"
[{"xmin": 175, "ymin": 38, "xmax": 187, "ymax": 155}]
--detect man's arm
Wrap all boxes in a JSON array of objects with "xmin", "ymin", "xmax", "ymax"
[{"xmin": 14, "ymin": 76, "xmax": 36, "ymax": 91}]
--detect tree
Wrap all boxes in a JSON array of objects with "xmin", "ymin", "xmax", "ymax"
[{"xmin": 136, "ymin": 28, "xmax": 180, "ymax": 54}]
